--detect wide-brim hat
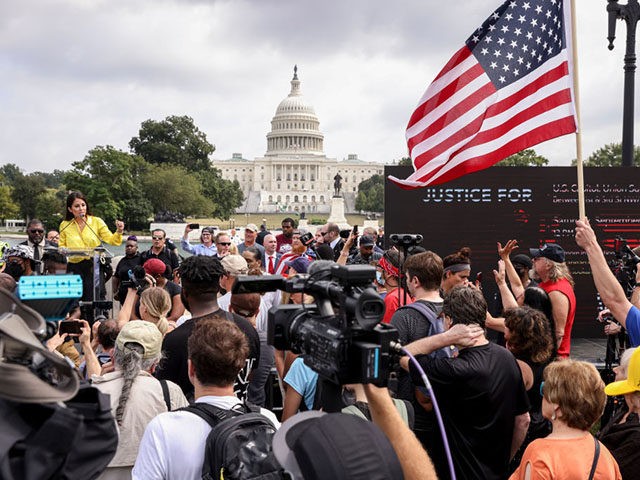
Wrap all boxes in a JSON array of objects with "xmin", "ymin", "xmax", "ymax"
[{"xmin": 0, "ymin": 288, "xmax": 79, "ymax": 402}]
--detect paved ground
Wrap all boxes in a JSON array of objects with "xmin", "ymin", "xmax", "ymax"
[{"xmin": 571, "ymin": 337, "xmax": 613, "ymax": 368}]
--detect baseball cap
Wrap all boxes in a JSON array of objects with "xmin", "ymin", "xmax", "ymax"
[
  {"xmin": 221, "ymin": 254, "xmax": 249, "ymax": 276},
  {"xmin": 286, "ymin": 256, "xmax": 311, "ymax": 274},
  {"xmin": 273, "ymin": 411, "xmax": 403, "ymax": 480},
  {"xmin": 511, "ymin": 254, "xmax": 533, "ymax": 269},
  {"xmin": 116, "ymin": 320, "xmax": 162, "ymax": 359},
  {"xmin": 143, "ymin": 258, "xmax": 167, "ymax": 276},
  {"xmin": 245, "ymin": 223, "xmax": 259, "ymax": 233},
  {"xmin": 359, "ymin": 235, "xmax": 375, "ymax": 247},
  {"xmin": 605, "ymin": 348, "xmax": 640, "ymax": 396},
  {"xmin": 529, "ymin": 243, "xmax": 565, "ymax": 263}
]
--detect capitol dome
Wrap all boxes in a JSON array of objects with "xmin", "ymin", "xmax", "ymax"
[{"xmin": 266, "ymin": 66, "xmax": 324, "ymax": 155}]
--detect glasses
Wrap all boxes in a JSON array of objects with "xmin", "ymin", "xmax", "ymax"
[
  {"xmin": 152, "ymin": 236, "xmax": 164, "ymax": 240},
  {"xmin": 29, "ymin": 229, "xmax": 44, "ymax": 234},
  {"xmin": 539, "ymin": 381, "xmax": 545, "ymax": 397},
  {"xmin": 217, "ymin": 242, "xmax": 231, "ymax": 246}
]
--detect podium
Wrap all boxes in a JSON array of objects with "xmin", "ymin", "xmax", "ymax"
[{"xmin": 60, "ymin": 246, "xmax": 114, "ymax": 322}]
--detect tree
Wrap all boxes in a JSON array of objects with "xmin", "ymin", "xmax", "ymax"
[
  {"xmin": 571, "ymin": 142, "xmax": 640, "ymax": 167},
  {"xmin": 355, "ymin": 174, "xmax": 384, "ymax": 212},
  {"xmin": 64, "ymin": 145, "xmax": 154, "ymax": 229},
  {"xmin": 0, "ymin": 164, "xmax": 23, "ymax": 184},
  {"xmin": 129, "ymin": 115, "xmax": 215, "ymax": 172},
  {"xmin": 33, "ymin": 169, "xmax": 66, "ymax": 189},
  {"xmin": 142, "ymin": 164, "xmax": 213, "ymax": 216},
  {"xmin": 0, "ymin": 185, "xmax": 19, "ymax": 221},
  {"xmin": 398, "ymin": 157, "xmax": 412, "ymax": 166},
  {"xmin": 496, "ymin": 149, "xmax": 549, "ymax": 166},
  {"xmin": 34, "ymin": 189, "xmax": 65, "ymax": 230},
  {"xmin": 195, "ymin": 169, "xmax": 244, "ymax": 219},
  {"xmin": 11, "ymin": 173, "xmax": 47, "ymax": 221}
]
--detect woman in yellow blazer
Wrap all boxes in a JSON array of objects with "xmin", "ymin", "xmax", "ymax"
[{"xmin": 59, "ymin": 191, "xmax": 125, "ymax": 301}]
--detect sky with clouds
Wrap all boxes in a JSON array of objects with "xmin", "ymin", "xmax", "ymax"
[{"xmin": 0, "ymin": 0, "xmax": 630, "ymax": 173}]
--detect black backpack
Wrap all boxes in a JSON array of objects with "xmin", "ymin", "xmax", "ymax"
[
  {"xmin": 183, "ymin": 401, "xmax": 285, "ymax": 480},
  {"xmin": 0, "ymin": 383, "xmax": 118, "ymax": 480}
]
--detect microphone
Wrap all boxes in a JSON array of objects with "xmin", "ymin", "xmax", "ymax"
[{"xmin": 78, "ymin": 213, "xmax": 104, "ymax": 246}]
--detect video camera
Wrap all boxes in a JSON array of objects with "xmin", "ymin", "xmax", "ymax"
[
  {"xmin": 232, "ymin": 261, "xmax": 399, "ymax": 385},
  {"xmin": 610, "ymin": 237, "xmax": 640, "ymax": 296},
  {"xmin": 120, "ymin": 265, "xmax": 150, "ymax": 294}
]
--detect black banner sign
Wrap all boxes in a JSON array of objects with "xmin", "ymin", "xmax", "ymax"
[{"xmin": 385, "ymin": 166, "xmax": 640, "ymax": 338}]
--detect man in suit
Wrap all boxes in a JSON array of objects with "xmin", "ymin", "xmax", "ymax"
[
  {"xmin": 262, "ymin": 234, "xmax": 282, "ymax": 274},
  {"xmin": 321, "ymin": 222, "xmax": 345, "ymax": 261},
  {"xmin": 20, "ymin": 219, "xmax": 55, "ymax": 275}
]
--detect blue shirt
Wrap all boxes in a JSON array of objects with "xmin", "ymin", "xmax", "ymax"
[
  {"xmin": 626, "ymin": 305, "xmax": 640, "ymax": 347},
  {"xmin": 284, "ymin": 357, "xmax": 318, "ymax": 410},
  {"xmin": 180, "ymin": 239, "xmax": 217, "ymax": 256}
]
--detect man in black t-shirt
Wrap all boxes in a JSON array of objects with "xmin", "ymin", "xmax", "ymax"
[
  {"xmin": 390, "ymin": 251, "xmax": 449, "ymax": 453},
  {"xmin": 401, "ymin": 286, "xmax": 530, "ymax": 480},
  {"xmin": 155, "ymin": 255, "xmax": 260, "ymax": 402}
]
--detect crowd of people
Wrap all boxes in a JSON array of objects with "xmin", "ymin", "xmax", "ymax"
[{"xmin": 2, "ymin": 190, "xmax": 640, "ymax": 479}]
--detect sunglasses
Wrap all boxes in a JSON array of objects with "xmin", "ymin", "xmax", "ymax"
[
  {"xmin": 152, "ymin": 236, "xmax": 164, "ymax": 240},
  {"xmin": 29, "ymin": 229, "xmax": 44, "ymax": 234},
  {"xmin": 217, "ymin": 242, "xmax": 231, "ymax": 246}
]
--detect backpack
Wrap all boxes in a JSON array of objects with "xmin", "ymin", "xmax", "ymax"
[
  {"xmin": 182, "ymin": 401, "xmax": 285, "ymax": 480},
  {"xmin": 0, "ymin": 382, "xmax": 118, "ymax": 480},
  {"xmin": 398, "ymin": 301, "xmax": 451, "ymax": 358}
]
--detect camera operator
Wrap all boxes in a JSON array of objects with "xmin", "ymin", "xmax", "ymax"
[{"xmin": 575, "ymin": 218, "xmax": 640, "ymax": 347}]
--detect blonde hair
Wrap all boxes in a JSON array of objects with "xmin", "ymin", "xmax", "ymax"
[
  {"xmin": 545, "ymin": 259, "xmax": 574, "ymax": 286},
  {"xmin": 140, "ymin": 287, "xmax": 171, "ymax": 334},
  {"xmin": 228, "ymin": 243, "xmax": 239, "ymax": 255},
  {"xmin": 543, "ymin": 360, "xmax": 605, "ymax": 430}
]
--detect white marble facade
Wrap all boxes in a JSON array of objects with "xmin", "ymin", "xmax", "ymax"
[{"xmin": 212, "ymin": 67, "xmax": 385, "ymax": 214}]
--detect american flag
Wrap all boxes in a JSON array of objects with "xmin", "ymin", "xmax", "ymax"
[{"xmin": 389, "ymin": 0, "xmax": 577, "ymax": 189}]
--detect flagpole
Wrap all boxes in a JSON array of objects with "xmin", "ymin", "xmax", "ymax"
[{"xmin": 570, "ymin": 0, "xmax": 586, "ymax": 220}]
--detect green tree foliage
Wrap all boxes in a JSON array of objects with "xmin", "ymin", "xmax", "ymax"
[
  {"xmin": 34, "ymin": 189, "xmax": 65, "ymax": 230},
  {"xmin": 0, "ymin": 164, "xmax": 23, "ymax": 184},
  {"xmin": 570, "ymin": 142, "xmax": 640, "ymax": 167},
  {"xmin": 142, "ymin": 164, "xmax": 213, "ymax": 217},
  {"xmin": 11, "ymin": 173, "xmax": 47, "ymax": 221},
  {"xmin": 496, "ymin": 149, "xmax": 549, "ymax": 166},
  {"xmin": 0, "ymin": 185, "xmax": 19, "ymax": 220},
  {"xmin": 64, "ymin": 146, "xmax": 154, "ymax": 229},
  {"xmin": 195, "ymin": 169, "xmax": 244, "ymax": 220},
  {"xmin": 129, "ymin": 115, "xmax": 215, "ymax": 172},
  {"xmin": 33, "ymin": 169, "xmax": 66, "ymax": 189},
  {"xmin": 355, "ymin": 174, "xmax": 384, "ymax": 212},
  {"xmin": 398, "ymin": 157, "xmax": 412, "ymax": 166}
]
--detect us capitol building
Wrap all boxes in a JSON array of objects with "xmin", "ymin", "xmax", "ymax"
[{"xmin": 212, "ymin": 67, "xmax": 386, "ymax": 214}]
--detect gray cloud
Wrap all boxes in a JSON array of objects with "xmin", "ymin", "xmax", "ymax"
[{"xmin": 0, "ymin": 0, "xmax": 631, "ymax": 173}]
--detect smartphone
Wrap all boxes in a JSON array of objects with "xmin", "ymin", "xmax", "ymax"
[
  {"xmin": 188, "ymin": 223, "xmax": 200, "ymax": 229},
  {"xmin": 59, "ymin": 320, "xmax": 83, "ymax": 335},
  {"xmin": 353, "ymin": 224, "xmax": 358, "ymax": 235}
]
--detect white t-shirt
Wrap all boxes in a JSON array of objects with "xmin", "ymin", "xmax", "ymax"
[{"xmin": 132, "ymin": 395, "xmax": 280, "ymax": 480}]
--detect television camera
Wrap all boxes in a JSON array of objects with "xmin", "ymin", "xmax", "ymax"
[
  {"xmin": 232, "ymin": 261, "xmax": 400, "ymax": 385},
  {"xmin": 610, "ymin": 236, "xmax": 640, "ymax": 297}
]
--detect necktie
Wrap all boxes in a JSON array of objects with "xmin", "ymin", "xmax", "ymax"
[
  {"xmin": 33, "ymin": 243, "xmax": 40, "ymax": 261},
  {"xmin": 268, "ymin": 256, "xmax": 275, "ymax": 274}
]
